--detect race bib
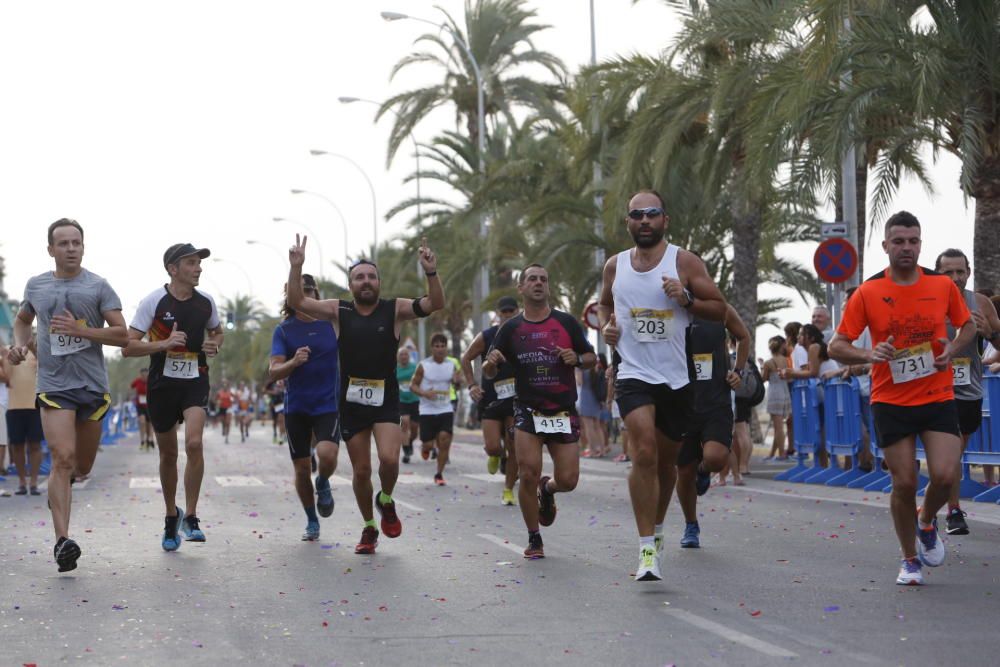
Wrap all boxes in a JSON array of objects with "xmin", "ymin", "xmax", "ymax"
[
  {"xmin": 495, "ymin": 378, "xmax": 516, "ymax": 400},
  {"xmin": 346, "ymin": 377, "xmax": 385, "ymax": 406},
  {"xmin": 631, "ymin": 308, "xmax": 673, "ymax": 342},
  {"xmin": 952, "ymin": 357, "xmax": 971, "ymax": 386},
  {"xmin": 889, "ymin": 343, "xmax": 935, "ymax": 384},
  {"xmin": 432, "ymin": 390, "xmax": 451, "ymax": 407},
  {"xmin": 138, "ymin": 395, "xmax": 147, "ymax": 406},
  {"xmin": 49, "ymin": 320, "xmax": 90, "ymax": 357},
  {"xmin": 273, "ymin": 403, "xmax": 285, "ymax": 413},
  {"xmin": 693, "ymin": 353, "xmax": 713, "ymax": 381},
  {"xmin": 164, "ymin": 351, "xmax": 199, "ymax": 380},
  {"xmin": 532, "ymin": 410, "xmax": 572, "ymax": 434}
]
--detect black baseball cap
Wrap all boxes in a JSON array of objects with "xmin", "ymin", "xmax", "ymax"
[
  {"xmin": 163, "ymin": 243, "xmax": 211, "ymax": 268},
  {"xmin": 497, "ymin": 296, "xmax": 518, "ymax": 312}
]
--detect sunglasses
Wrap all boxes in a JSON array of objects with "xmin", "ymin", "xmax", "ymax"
[{"xmin": 627, "ymin": 207, "xmax": 665, "ymax": 221}]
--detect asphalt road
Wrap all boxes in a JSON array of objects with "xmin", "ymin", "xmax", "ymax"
[{"xmin": 3, "ymin": 423, "xmax": 1000, "ymax": 666}]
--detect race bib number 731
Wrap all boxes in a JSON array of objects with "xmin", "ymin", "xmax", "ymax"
[{"xmin": 889, "ymin": 343, "xmax": 935, "ymax": 384}]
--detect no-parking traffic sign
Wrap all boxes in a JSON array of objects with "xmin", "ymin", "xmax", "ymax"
[{"xmin": 813, "ymin": 238, "xmax": 858, "ymax": 284}]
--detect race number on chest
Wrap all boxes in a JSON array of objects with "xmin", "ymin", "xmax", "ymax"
[
  {"xmin": 495, "ymin": 378, "xmax": 516, "ymax": 400},
  {"xmin": 889, "ymin": 343, "xmax": 935, "ymax": 384},
  {"xmin": 631, "ymin": 308, "xmax": 673, "ymax": 342},
  {"xmin": 346, "ymin": 377, "xmax": 385, "ymax": 406},
  {"xmin": 50, "ymin": 320, "xmax": 91, "ymax": 357},
  {"xmin": 693, "ymin": 353, "xmax": 713, "ymax": 381},
  {"xmin": 164, "ymin": 351, "xmax": 199, "ymax": 380}
]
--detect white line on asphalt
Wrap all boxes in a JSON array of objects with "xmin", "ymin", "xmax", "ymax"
[
  {"xmin": 725, "ymin": 485, "xmax": 1000, "ymax": 527},
  {"xmin": 462, "ymin": 472, "xmax": 618, "ymax": 484},
  {"xmin": 130, "ymin": 477, "xmax": 161, "ymax": 489},
  {"xmin": 755, "ymin": 619, "xmax": 883, "ymax": 664},
  {"xmin": 37, "ymin": 477, "xmax": 91, "ymax": 491},
  {"xmin": 477, "ymin": 533, "xmax": 526, "ymax": 556},
  {"xmin": 214, "ymin": 476, "xmax": 265, "ymax": 486},
  {"xmin": 663, "ymin": 609, "xmax": 798, "ymax": 658},
  {"xmin": 394, "ymin": 499, "xmax": 425, "ymax": 512}
]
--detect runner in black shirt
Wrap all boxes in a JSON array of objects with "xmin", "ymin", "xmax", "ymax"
[
  {"xmin": 484, "ymin": 264, "xmax": 595, "ymax": 559},
  {"xmin": 286, "ymin": 234, "xmax": 443, "ymax": 555}
]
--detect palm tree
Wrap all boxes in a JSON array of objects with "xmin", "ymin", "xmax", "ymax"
[{"xmin": 379, "ymin": 0, "xmax": 567, "ymax": 165}]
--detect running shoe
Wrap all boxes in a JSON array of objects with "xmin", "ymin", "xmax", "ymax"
[
  {"xmin": 896, "ymin": 557, "xmax": 923, "ymax": 586},
  {"xmin": 654, "ymin": 535, "xmax": 663, "ymax": 560},
  {"xmin": 402, "ymin": 444, "xmax": 412, "ymax": 464},
  {"xmin": 181, "ymin": 515, "xmax": 206, "ymax": 542},
  {"xmin": 30, "ymin": 486, "xmax": 41, "ymax": 496},
  {"xmin": 635, "ymin": 546, "xmax": 662, "ymax": 581},
  {"xmin": 315, "ymin": 475, "xmax": 335, "ymax": 518},
  {"xmin": 680, "ymin": 522, "xmax": 701, "ymax": 548},
  {"xmin": 524, "ymin": 532, "xmax": 544, "ymax": 559},
  {"xmin": 54, "ymin": 537, "xmax": 81, "ymax": 573},
  {"xmin": 15, "ymin": 486, "xmax": 27, "ymax": 496},
  {"xmin": 434, "ymin": 473, "xmax": 446, "ymax": 486},
  {"xmin": 487, "ymin": 455, "xmax": 501, "ymax": 475},
  {"xmin": 355, "ymin": 526, "xmax": 379, "ymax": 555},
  {"xmin": 162, "ymin": 507, "xmax": 185, "ymax": 552},
  {"xmin": 945, "ymin": 507, "xmax": 969, "ymax": 536},
  {"xmin": 695, "ymin": 465, "xmax": 711, "ymax": 496},
  {"xmin": 375, "ymin": 493, "xmax": 402, "ymax": 538},
  {"xmin": 537, "ymin": 476, "xmax": 557, "ymax": 527},
  {"xmin": 501, "ymin": 488, "xmax": 516, "ymax": 506},
  {"xmin": 421, "ymin": 444, "xmax": 431, "ymax": 461},
  {"xmin": 431, "ymin": 448, "xmax": 438, "ymax": 460},
  {"xmin": 302, "ymin": 520, "xmax": 320, "ymax": 541},
  {"xmin": 916, "ymin": 517, "xmax": 945, "ymax": 567}
]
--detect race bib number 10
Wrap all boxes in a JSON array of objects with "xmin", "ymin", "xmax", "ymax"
[
  {"xmin": 346, "ymin": 377, "xmax": 385, "ymax": 406},
  {"xmin": 50, "ymin": 320, "xmax": 91, "ymax": 357},
  {"xmin": 889, "ymin": 343, "xmax": 935, "ymax": 384},
  {"xmin": 631, "ymin": 308, "xmax": 673, "ymax": 342},
  {"xmin": 532, "ymin": 411, "xmax": 572, "ymax": 434},
  {"xmin": 952, "ymin": 357, "xmax": 971, "ymax": 386},
  {"xmin": 164, "ymin": 351, "xmax": 199, "ymax": 380}
]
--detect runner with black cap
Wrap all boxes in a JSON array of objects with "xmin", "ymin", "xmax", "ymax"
[
  {"xmin": 125, "ymin": 242, "xmax": 224, "ymax": 551},
  {"xmin": 461, "ymin": 295, "xmax": 521, "ymax": 505},
  {"xmin": 287, "ymin": 234, "xmax": 443, "ymax": 555}
]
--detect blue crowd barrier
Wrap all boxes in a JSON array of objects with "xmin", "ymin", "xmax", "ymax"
[
  {"xmin": 972, "ymin": 372, "xmax": 1000, "ymax": 503},
  {"xmin": 774, "ymin": 379, "xmax": 823, "ymax": 482}
]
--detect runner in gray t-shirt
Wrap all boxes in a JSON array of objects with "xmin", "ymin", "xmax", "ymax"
[{"xmin": 6, "ymin": 219, "xmax": 128, "ymax": 573}]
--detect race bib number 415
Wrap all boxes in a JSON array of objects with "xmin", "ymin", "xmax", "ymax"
[
  {"xmin": 532, "ymin": 411, "xmax": 572, "ymax": 434},
  {"xmin": 631, "ymin": 308, "xmax": 673, "ymax": 342},
  {"xmin": 889, "ymin": 343, "xmax": 935, "ymax": 384},
  {"xmin": 50, "ymin": 320, "xmax": 91, "ymax": 357},
  {"xmin": 346, "ymin": 377, "xmax": 385, "ymax": 406},
  {"xmin": 164, "ymin": 351, "xmax": 199, "ymax": 380}
]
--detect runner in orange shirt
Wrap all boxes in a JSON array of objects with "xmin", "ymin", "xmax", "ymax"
[
  {"xmin": 829, "ymin": 211, "xmax": 975, "ymax": 586},
  {"xmin": 215, "ymin": 382, "xmax": 234, "ymax": 444}
]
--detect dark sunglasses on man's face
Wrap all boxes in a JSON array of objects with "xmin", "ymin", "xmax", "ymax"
[{"xmin": 627, "ymin": 207, "xmax": 665, "ymax": 221}]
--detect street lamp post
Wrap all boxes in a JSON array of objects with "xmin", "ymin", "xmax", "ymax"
[
  {"xmin": 382, "ymin": 9, "xmax": 490, "ymax": 333},
  {"xmin": 210, "ymin": 257, "xmax": 254, "ymax": 297},
  {"xmin": 339, "ymin": 94, "xmax": 427, "ymax": 355},
  {"xmin": 246, "ymin": 239, "xmax": 286, "ymax": 263},
  {"xmin": 308, "ymin": 150, "xmax": 379, "ymax": 263}
]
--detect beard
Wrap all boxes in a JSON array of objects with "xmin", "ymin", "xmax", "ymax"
[
  {"xmin": 353, "ymin": 285, "xmax": 379, "ymax": 306},
  {"xmin": 631, "ymin": 227, "xmax": 664, "ymax": 248}
]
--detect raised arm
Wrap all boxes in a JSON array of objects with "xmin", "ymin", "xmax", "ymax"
[
  {"xmin": 287, "ymin": 234, "xmax": 339, "ymax": 322},
  {"xmin": 397, "ymin": 238, "xmax": 444, "ymax": 322},
  {"xmin": 668, "ymin": 249, "xmax": 726, "ymax": 322}
]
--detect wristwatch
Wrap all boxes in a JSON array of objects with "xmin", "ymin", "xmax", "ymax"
[
  {"xmin": 682, "ymin": 288, "xmax": 695, "ymax": 309},
  {"xmin": 576, "ymin": 353, "xmax": 583, "ymax": 366}
]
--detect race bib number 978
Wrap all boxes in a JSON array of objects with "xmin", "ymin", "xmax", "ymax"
[{"xmin": 49, "ymin": 320, "xmax": 91, "ymax": 357}]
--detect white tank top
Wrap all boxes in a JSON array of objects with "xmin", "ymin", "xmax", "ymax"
[
  {"xmin": 613, "ymin": 244, "xmax": 692, "ymax": 389},
  {"xmin": 418, "ymin": 357, "xmax": 455, "ymax": 415}
]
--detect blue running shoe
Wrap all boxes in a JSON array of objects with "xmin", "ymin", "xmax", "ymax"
[
  {"xmin": 680, "ymin": 522, "xmax": 701, "ymax": 548},
  {"xmin": 315, "ymin": 475, "xmax": 334, "ymax": 518},
  {"xmin": 181, "ymin": 515, "xmax": 206, "ymax": 542},
  {"xmin": 916, "ymin": 518, "xmax": 945, "ymax": 567},
  {"xmin": 695, "ymin": 465, "xmax": 711, "ymax": 496},
  {"xmin": 302, "ymin": 520, "xmax": 320, "ymax": 541},
  {"xmin": 896, "ymin": 557, "xmax": 923, "ymax": 585},
  {"xmin": 162, "ymin": 506, "xmax": 184, "ymax": 552}
]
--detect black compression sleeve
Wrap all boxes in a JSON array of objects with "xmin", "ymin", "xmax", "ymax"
[{"xmin": 412, "ymin": 297, "xmax": 430, "ymax": 319}]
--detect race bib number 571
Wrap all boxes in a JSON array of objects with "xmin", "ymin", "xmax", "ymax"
[
  {"xmin": 164, "ymin": 351, "xmax": 199, "ymax": 380},
  {"xmin": 889, "ymin": 343, "xmax": 935, "ymax": 384}
]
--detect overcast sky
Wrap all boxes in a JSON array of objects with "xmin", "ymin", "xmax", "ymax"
[{"xmin": 0, "ymin": 0, "xmax": 977, "ymax": 356}]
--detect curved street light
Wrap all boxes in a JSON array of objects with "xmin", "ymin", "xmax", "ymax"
[
  {"xmin": 209, "ymin": 257, "xmax": 253, "ymax": 297},
  {"xmin": 246, "ymin": 239, "xmax": 285, "ymax": 263},
  {"xmin": 308, "ymin": 150, "xmax": 379, "ymax": 263}
]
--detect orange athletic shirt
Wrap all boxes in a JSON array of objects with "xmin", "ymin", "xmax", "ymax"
[
  {"xmin": 837, "ymin": 266, "xmax": 970, "ymax": 407},
  {"xmin": 216, "ymin": 390, "xmax": 234, "ymax": 409}
]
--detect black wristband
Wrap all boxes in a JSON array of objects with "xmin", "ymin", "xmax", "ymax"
[
  {"xmin": 411, "ymin": 297, "xmax": 430, "ymax": 318},
  {"xmin": 424, "ymin": 271, "xmax": 437, "ymax": 277}
]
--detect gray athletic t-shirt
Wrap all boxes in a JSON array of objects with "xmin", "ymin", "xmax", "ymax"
[{"xmin": 20, "ymin": 268, "xmax": 122, "ymax": 394}]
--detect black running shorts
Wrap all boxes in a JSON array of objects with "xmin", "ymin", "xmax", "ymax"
[
  {"xmin": 37, "ymin": 389, "xmax": 112, "ymax": 422},
  {"xmin": 955, "ymin": 398, "xmax": 983, "ymax": 436},
  {"xmin": 678, "ymin": 405, "xmax": 734, "ymax": 467},
  {"xmin": 734, "ymin": 398, "xmax": 751, "ymax": 424},
  {"xmin": 339, "ymin": 403, "xmax": 400, "ymax": 442},
  {"xmin": 419, "ymin": 412, "xmax": 454, "ymax": 442},
  {"xmin": 480, "ymin": 397, "xmax": 515, "ymax": 421},
  {"xmin": 6, "ymin": 409, "xmax": 44, "ymax": 444},
  {"xmin": 614, "ymin": 379, "xmax": 691, "ymax": 442},
  {"xmin": 872, "ymin": 400, "xmax": 961, "ymax": 448},
  {"xmin": 147, "ymin": 380, "xmax": 210, "ymax": 433},
  {"xmin": 399, "ymin": 401, "xmax": 420, "ymax": 420},
  {"xmin": 285, "ymin": 411, "xmax": 339, "ymax": 460},
  {"xmin": 513, "ymin": 403, "xmax": 580, "ymax": 445}
]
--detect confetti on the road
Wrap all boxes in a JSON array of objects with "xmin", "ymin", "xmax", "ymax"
[{"xmin": 824, "ymin": 606, "xmax": 840, "ymax": 613}]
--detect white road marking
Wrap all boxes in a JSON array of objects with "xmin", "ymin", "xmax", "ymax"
[
  {"xmin": 130, "ymin": 477, "xmax": 162, "ymax": 489},
  {"xmin": 394, "ymin": 499, "xmax": 425, "ymax": 512},
  {"xmin": 462, "ymin": 472, "xmax": 618, "ymax": 484},
  {"xmin": 663, "ymin": 608, "xmax": 798, "ymax": 658},
  {"xmin": 37, "ymin": 477, "xmax": 91, "ymax": 491},
  {"xmin": 214, "ymin": 476, "xmax": 265, "ymax": 486},
  {"xmin": 477, "ymin": 533, "xmax": 526, "ymax": 556}
]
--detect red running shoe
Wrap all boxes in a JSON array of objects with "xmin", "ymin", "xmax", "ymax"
[
  {"xmin": 375, "ymin": 493, "xmax": 402, "ymax": 538},
  {"xmin": 523, "ymin": 532, "xmax": 544, "ymax": 559},
  {"xmin": 354, "ymin": 526, "xmax": 379, "ymax": 555}
]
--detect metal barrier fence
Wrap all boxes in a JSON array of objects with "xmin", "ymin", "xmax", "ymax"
[{"xmin": 775, "ymin": 373, "xmax": 999, "ymax": 504}]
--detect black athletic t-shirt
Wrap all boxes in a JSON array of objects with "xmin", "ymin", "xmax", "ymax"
[
  {"xmin": 488, "ymin": 309, "xmax": 594, "ymax": 413},
  {"xmin": 685, "ymin": 318, "xmax": 731, "ymax": 412},
  {"xmin": 131, "ymin": 286, "xmax": 220, "ymax": 390},
  {"xmin": 338, "ymin": 298, "xmax": 400, "ymax": 405},
  {"xmin": 479, "ymin": 324, "xmax": 515, "ymax": 404}
]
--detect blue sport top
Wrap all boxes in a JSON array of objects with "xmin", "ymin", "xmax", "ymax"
[{"xmin": 270, "ymin": 317, "xmax": 339, "ymax": 415}]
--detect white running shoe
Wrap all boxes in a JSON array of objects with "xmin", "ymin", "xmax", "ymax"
[
  {"xmin": 635, "ymin": 546, "xmax": 661, "ymax": 581},
  {"xmin": 916, "ymin": 519, "xmax": 945, "ymax": 567},
  {"xmin": 896, "ymin": 558, "xmax": 923, "ymax": 586}
]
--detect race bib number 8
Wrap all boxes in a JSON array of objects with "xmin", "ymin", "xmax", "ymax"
[
  {"xmin": 50, "ymin": 320, "xmax": 91, "ymax": 357},
  {"xmin": 631, "ymin": 308, "xmax": 673, "ymax": 342},
  {"xmin": 164, "ymin": 351, "xmax": 199, "ymax": 380},
  {"xmin": 889, "ymin": 343, "xmax": 935, "ymax": 384},
  {"xmin": 346, "ymin": 377, "xmax": 385, "ymax": 406},
  {"xmin": 693, "ymin": 353, "xmax": 713, "ymax": 381},
  {"xmin": 532, "ymin": 411, "xmax": 572, "ymax": 434},
  {"xmin": 495, "ymin": 378, "xmax": 516, "ymax": 400},
  {"xmin": 952, "ymin": 357, "xmax": 971, "ymax": 386}
]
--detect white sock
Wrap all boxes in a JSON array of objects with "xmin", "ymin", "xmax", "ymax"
[
  {"xmin": 654, "ymin": 523, "xmax": 664, "ymax": 538},
  {"xmin": 639, "ymin": 536, "xmax": 655, "ymax": 550}
]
